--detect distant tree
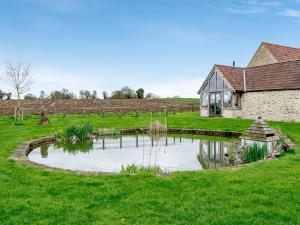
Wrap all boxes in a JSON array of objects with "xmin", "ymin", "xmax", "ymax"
[
  {"xmin": 39, "ymin": 91, "xmax": 47, "ymax": 99},
  {"xmin": 6, "ymin": 92, "xmax": 12, "ymax": 100},
  {"xmin": 102, "ymin": 91, "xmax": 109, "ymax": 99},
  {"xmin": 0, "ymin": 90, "xmax": 7, "ymax": 100},
  {"xmin": 5, "ymin": 61, "xmax": 33, "ymax": 107},
  {"xmin": 50, "ymin": 89, "xmax": 76, "ymax": 99},
  {"xmin": 136, "ymin": 88, "xmax": 144, "ymax": 99},
  {"xmin": 173, "ymin": 95, "xmax": 181, "ymax": 98},
  {"xmin": 79, "ymin": 90, "xmax": 97, "ymax": 99},
  {"xmin": 24, "ymin": 93, "xmax": 37, "ymax": 99},
  {"xmin": 111, "ymin": 86, "xmax": 137, "ymax": 99},
  {"xmin": 121, "ymin": 86, "xmax": 137, "ymax": 99},
  {"xmin": 5, "ymin": 61, "xmax": 33, "ymax": 124},
  {"xmin": 110, "ymin": 90, "xmax": 123, "ymax": 99},
  {"xmin": 145, "ymin": 92, "xmax": 159, "ymax": 99}
]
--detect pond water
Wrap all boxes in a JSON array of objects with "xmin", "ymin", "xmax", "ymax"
[{"xmin": 28, "ymin": 135, "xmax": 237, "ymax": 173}]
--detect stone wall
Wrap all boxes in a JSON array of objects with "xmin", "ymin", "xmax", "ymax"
[
  {"xmin": 222, "ymin": 108, "xmax": 242, "ymax": 118},
  {"xmin": 248, "ymin": 45, "xmax": 277, "ymax": 67},
  {"xmin": 0, "ymin": 99, "xmax": 198, "ymax": 116},
  {"xmin": 240, "ymin": 90, "xmax": 300, "ymax": 121},
  {"xmin": 200, "ymin": 108, "xmax": 209, "ymax": 117}
]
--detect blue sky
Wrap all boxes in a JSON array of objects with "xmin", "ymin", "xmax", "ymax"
[{"xmin": 0, "ymin": 0, "xmax": 300, "ymax": 98}]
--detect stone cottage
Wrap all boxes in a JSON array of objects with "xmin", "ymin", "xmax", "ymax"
[{"xmin": 197, "ymin": 42, "xmax": 300, "ymax": 121}]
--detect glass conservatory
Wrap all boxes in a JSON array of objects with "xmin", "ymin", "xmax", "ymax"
[{"xmin": 200, "ymin": 71, "xmax": 241, "ymax": 117}]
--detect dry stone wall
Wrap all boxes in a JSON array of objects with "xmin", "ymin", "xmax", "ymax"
[{"xmin": 0, "ymin": 99, "xmax": 198, "ymax": 116}]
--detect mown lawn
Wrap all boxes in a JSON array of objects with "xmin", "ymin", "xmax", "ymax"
[{"xmin": 0, "ymin": 112, "xmax": 299, "ymax": 225}]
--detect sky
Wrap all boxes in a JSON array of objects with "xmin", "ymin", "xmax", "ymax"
[{"xmin": 0, "ymin": 0, "xmax": 300, "ymax": 98}]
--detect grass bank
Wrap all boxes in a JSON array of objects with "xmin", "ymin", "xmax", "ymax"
[{"xmin": 0, "ymin": 112, "xmax": 299, "ymax": 225}]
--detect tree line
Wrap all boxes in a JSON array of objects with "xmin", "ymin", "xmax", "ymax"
[
  {"xmin": 0, "ymin": 87, "xmax": 159, "ymax": 100},
  {"xmin": 0, "ymin": 61, "xmax": 160, "ymax": 101}
]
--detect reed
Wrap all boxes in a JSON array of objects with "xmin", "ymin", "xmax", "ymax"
[
  {"xmin": 148, "ymin": 120, "xmax": 167, "ymax": 135},
  {"xmin": 121, "ymin": 163, "xmax": 162, "ymax": 174},
  {"xmin": 243, "ymin": 143, "xmax": 268, "ymax": 162},
  {"xmin": 64, "ymin": 123, "xmax": 93, "ymax": 142}
]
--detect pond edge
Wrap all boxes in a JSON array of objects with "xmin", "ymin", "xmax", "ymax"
[{"xmin": 10, "ymin": 128, "xmax": 242, "ymax": 175}]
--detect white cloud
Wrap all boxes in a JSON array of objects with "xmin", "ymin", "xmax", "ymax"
[
  {"xmin": 226, "ymin": 0, "xmax": 282, "ymax": 14},
  {"xmin": 281, "ymin": 9, "xmax": 300, "ymax": 19}
]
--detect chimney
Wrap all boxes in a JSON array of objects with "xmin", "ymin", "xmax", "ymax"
[{"xmin": 233, "ymin": 61, "xmax": 235, "ymax": 67}]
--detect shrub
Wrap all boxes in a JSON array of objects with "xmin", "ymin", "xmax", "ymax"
[
  {"xmin": 64, "ymin": 123, "xmax": 93, "ymax": 142},
  {"xmin": 121, "ymin": 163, "xmax": 162, "ymax": 174},
  {"xmin": 243, "ymin": 143, "xmax": 268, "ymax": 162}
]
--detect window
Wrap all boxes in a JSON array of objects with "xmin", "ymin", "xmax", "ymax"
[
  {"xmin": 216, "ymin": 73, "xmax": 223, "ymax": 90},
  {"xmin": 209, "ymin": 73, "xmax": 216, "ymax": 90},
  {"xmin": 203, "ymin": 83, "xmax": 209, "ymax": 92},
  {"xmin": 223, "ymin": 80, "xmax": 230, "ymax": 89},
  {"xmin": 223, "ymin": 91, "xmax": 232, "ymax": 108},
  {"xmin": 201, "ymin": 92, "xmax": 209, "ymax": 107}
]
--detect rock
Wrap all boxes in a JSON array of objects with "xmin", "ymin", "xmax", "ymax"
[{"xmin": 70, "ymin": 135, "xmax": 78, "ymax": 144}]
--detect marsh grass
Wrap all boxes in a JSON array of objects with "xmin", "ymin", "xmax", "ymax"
[
  {"xmin": 149, "ymin": 120, "xmax": 167, "ymax": 135},
  {"xmin": 121, "ymin": 163, "xmax": 162, "ymax": 174},
  {"xmin": 64, "ymin": 123, "xmax": 93, "ymax": 141},
  {"xmin": 243, "ymin": 143, "xmax": 268, "ymax": 162}
]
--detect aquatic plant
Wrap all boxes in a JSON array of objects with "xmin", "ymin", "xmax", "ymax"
[
  {"xmin": 64, "ymin": 123, "xmax": 93, "ymax": 142},
  {"xmin": 121, "ymin": 163, "xmax": 162, "ymax": 174},
  {"xmin": 243, "ymin": 143, "xmax": 268, "ymax": 162},
  {"xmin": 148, "ymin": 120, "xmax": 167, "ymax": 135}
]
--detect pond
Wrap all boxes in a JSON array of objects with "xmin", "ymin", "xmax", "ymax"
[{"xmin": 28, "ymin": 135, "xmax": 237, "ymax": 173}]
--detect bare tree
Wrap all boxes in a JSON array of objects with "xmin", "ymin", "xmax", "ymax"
[
  {"xmin": 5, "ymin": 61, "xmax": 33, "ymax": 107},
  {"xmin": 5, "ymin": 61, "xmax": 33, "ymax": 123}
]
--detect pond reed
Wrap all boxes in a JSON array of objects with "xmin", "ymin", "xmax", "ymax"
[
  {"xmin": 243, "ymin": 143, "xmax": 268, "ymax": 162},
  {"xmin": 121, "ymin": 163, "xmax": 162, "ymax": 174}
]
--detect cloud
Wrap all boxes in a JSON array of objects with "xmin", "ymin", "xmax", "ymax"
[
  {"xmin": 226, "ymin": 0, "xmax": 282, "ymax": 14},
  {"xmin": 281, "ymin": 9, "xmax": 300, "ymax": 19}
]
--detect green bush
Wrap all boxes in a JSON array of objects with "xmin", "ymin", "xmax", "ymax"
[
  {"xmin": 121, "ymin": 163, "xmax": 162, "ymax": 174},
  {"xmin": 243, "ymin": 143, "xmax": 268, "ymax": 162},
  {"xmin": 64, "ymin": 123, "xmax": 93, "ymax": 142}
]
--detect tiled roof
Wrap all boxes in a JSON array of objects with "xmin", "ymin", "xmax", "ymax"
[
  {"xmin": 216, "ymin": 59, "xmax": 300, "ymax": 92},
  {"xmin": 263, "ymin": 42, "xmax": 300, "ymax": 62},
  {"xmin": 216, "ymin": 65, "xmax": 244, "ymax": 91}
]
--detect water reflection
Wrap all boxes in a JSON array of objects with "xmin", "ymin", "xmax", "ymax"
[
  {"xmin": 29, "ymin": 135, "xmax": 235, "ymax": 172},
  {"xmin": 198, "ymin": 140, "xmax": 232, "ymax": 169}
]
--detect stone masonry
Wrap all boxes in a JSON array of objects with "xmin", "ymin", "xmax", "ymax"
[{"xmin": 248, "ymin": 45, "xmax": 277, "ymax": 67}]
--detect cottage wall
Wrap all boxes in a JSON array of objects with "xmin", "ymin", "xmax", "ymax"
[
  {"xmin": 200, "ymin": 108, "xmax": 209, "ymax": 117},
  {"xmin": 240, "ymin": 90, "xmax": 300, "ymax": 121},
  {"xmin": 248, "ymin": 45, "xmax": 277, "ymax": 67},
  {"xmin": 200, "ymin": 90, "xmax": 300, "ymax": 121}
]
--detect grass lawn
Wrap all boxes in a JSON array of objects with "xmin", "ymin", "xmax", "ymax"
[{"xmin": 0, "ymin": 112, "xmax": 299, "ymax": 225}]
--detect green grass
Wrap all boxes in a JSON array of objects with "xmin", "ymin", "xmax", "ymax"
[
  {"xmin": 243, "ymin": 144, "xmax": 269, "ymax": 162},
  {"xmin": 0, "ymin": 112, "xmax": 299, "ymax": 225},
  {"xmin": 121, "ymin": 164, "xmax": 163, "ymax": 174}
]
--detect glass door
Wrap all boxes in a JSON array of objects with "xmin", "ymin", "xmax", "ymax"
[{"xmin": 209, "ymin": 92, "xmax": 222, "ymax": 117}]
